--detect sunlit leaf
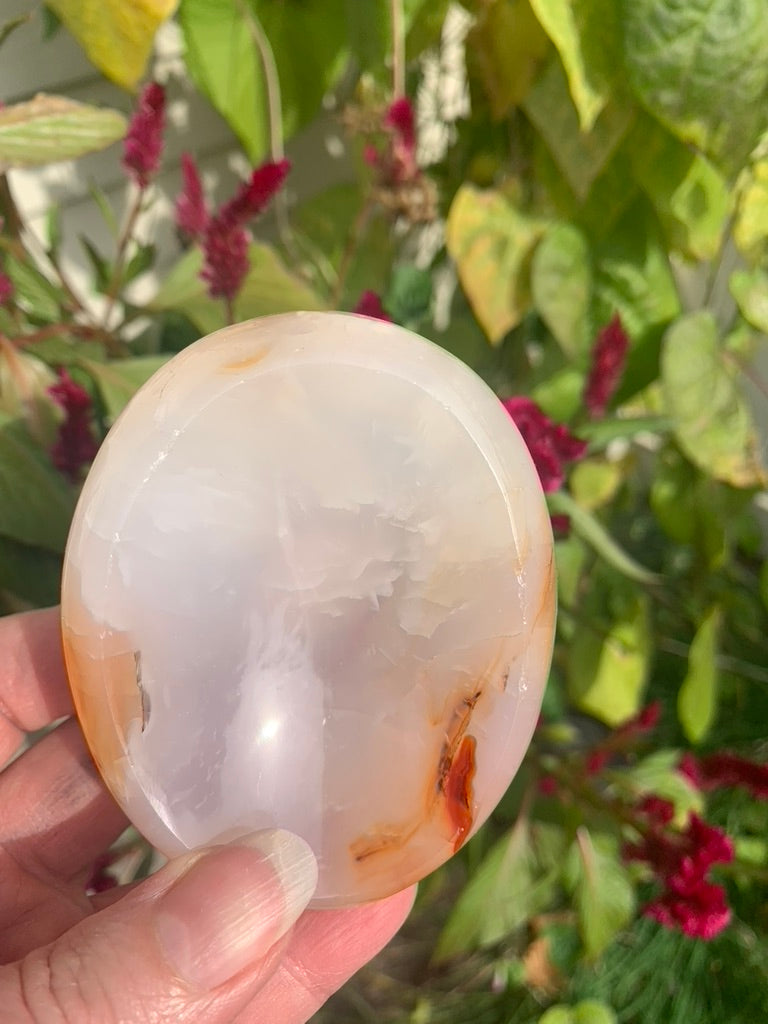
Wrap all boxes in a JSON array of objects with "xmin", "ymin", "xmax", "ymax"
[
  {"xmin": 623, "ymin": 750, "xmax": 704, "ymax": 824},
  {"xmin": 567, "ymin": 568, "xmax": 652, "ymax": 725},
  {"xmin": 524, "ymin": 58, "xmax": 634, "ymax": 201},
  {"xmin": 529, "ymin": 0, "xmax": 623, "ymax": 130},
  {"xmin": 730, "ymin": 268, "xmax": 768, "ymax": 333},
  {"xmin": 734, "ymin": 161, "xmax": 768, "ymax": 259},
  {"xmin": 446, "ymin": 184, "xmax": 546, "ymax": 344},
  {"xmin": 0, "ymin": 95, "xmax": 126, "ymax": 169},
  {"xmin": 678, "ymin": 606, "xmax": 721, "ymax": 743},
  {"xmin": 661, "ymin": 311, "xmax": 766, "ymax": 488},
  {"xmin": 531, "ymin": 221, "xmax": 593, "ymax": 358},
  {"xmin": 620, "ymin": 0, "xmax": 768, "ymax": 171},
  {"xmin": 627, "ymin": 115, "xmax": 730, "ymax": 260},
  {"xmin": 46, "ymin": 0, "xmax": 176, "ymax": 89}
]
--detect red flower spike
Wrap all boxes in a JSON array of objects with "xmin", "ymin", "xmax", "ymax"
[
  {"xmin": 385, "ymin": 97, "xmax": 416, "ymax": 152},
  {"xmin": 502, "ymin": 396, "xmax": 587, "ymax": 493},
  {"xmin": 218, "ymin": 158, "xmax": 291, "ymax": 226},
  {"xmin": 0, "ymin": 271, "xmax": 13, "ymax": 306},
  {"xmin": 637, "ymin": 795, "xmax": 675, "ymax": 826},
  {"xmin": 123, "ymin": 82, "xmax": 165, "ymax": 188},
  {"xmin": 48, "ymin": 369, "xmax": 99, "ymax": 483},
  {"xmin": 175, "ymin": 153, "xmax": 209, "ymax": 240},
  {"xmin": 585, "ymin": 749, "xmax": 609, "ymax": 776},
  {"xmin": 646, "ymin": 877, "xmax": 731, "ymax": 941},
  {"xmin": 538, "ymin": 775, "xmax": 558, "ymax": 797},
  {"xmin": 680, "ymin": 752, "xmax": 768, "ymax": 800},
  {"xmin": 201, "ymin": 215, "xmax": 250, "ymax": 303},
  {"xmin": 584, "ymin": 313, "xmax": 629, "ymax": 419},
  {"xmin": 353, "ymin": 290, "xmax": 392, "ymax": 322},
  {"xmin": 616, "ymin": 701, "xmax": 662, "ymax": 741}
]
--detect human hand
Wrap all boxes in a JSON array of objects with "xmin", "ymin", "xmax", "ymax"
[{"xmin": 0, "ymin": 607, "xmax": 415, "ymax": 1023}]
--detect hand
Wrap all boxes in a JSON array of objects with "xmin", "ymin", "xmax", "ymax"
[{"xmin": 0, "ymin": 608, "xmax": 414, "ymax": 1023}]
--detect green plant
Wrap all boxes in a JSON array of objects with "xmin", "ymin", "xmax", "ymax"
[{"xmin": 2, "ymin": 2, "xmax": 768, "ymax": 1022}]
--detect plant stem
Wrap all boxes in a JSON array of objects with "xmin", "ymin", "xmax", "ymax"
[
  {"xmin": 391, "ymin": 0, "xmax": 405, "ymax": 98},
  {"xmin": 101, "ymin": 186, "xmax": 144, "ymax": 330},
  {"xmin": 331, "ymin": 197, "xmax": 375, "ymax": 308},
  {"xmin": 237, "ymin": 0, "xmax": 284, "ymax": 162}
]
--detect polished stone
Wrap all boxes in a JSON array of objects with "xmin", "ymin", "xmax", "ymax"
[{"xmin": 62, "ymin": 312, "xmax": 555, "ymax": 907}]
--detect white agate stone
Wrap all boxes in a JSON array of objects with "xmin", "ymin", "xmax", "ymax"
[{"xmin": 62, "ymin": 311, "xmax": 555, "ymax": 907}]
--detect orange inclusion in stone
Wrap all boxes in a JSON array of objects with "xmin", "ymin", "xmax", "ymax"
[{"xmin": 444, "ymin": 734, "xmax": 477, "ymax": 852}]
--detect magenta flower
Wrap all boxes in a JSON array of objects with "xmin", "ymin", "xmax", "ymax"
[
  {"xmin": 123, "ymin": 82, "xmax": 165, "ymax": 188},
  {"xmin": 623, "ymin": 811, "xmax": 734, "ymax": 941},
  {"xmin": 175, "ymin": 153, "xmax": 209, "ymax": 240},
  {"xmin": 218, "ymin": 159, "xmax": 291, "ymax": 225},
  {"xmin": 584, "ymin": 313, "xmax": 630, "ymax": 419},
  {"xmin": 174, "ymin": 155, "xmax": 290, "ymax": 306},
  {"xmin": 502, "ymin": 396, "xmax": 587, "ymax": 493},
  {"xmin": 48, "ymin": 369, "xmax": 99, "ymax": 483},
  {"xmin": 367, "ymin": 96, "xmax": 420, "ymax": 186},
  {"xmin": 353, "ymin": 290, "xmax": 392, "ymax": 322},
  {"xmin": 0, "ymin": 271, "xmax": 13, "ymax": 307},
  {"xmin": 200, "ymin": 215, "xmax": 250, "ymax": 303}
]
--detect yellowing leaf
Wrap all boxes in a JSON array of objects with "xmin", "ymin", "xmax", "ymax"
[
  {"xmin": 446, "ymin": 184, "xmax": 546, "ymax": 344},
  {"xmin": 47, "ymin": 0, "xmax": 177, "ymax": 89},
  {"xmin": 678, "ymin": 606, "xmax": 721, "ymax": 743},
  {"xmin": 529, "ymin": 0, "xmax": 623, "ymax": 131},
  {"xmin": 0, "ymin": 95, "xmax": 126, "ymax": 169},
  {"xmin": 734, "ymin": 161, "xmax": 768, "ymax": 258},
  {"xmin": 468, "ymin": 0, "xmax": 551, "ymax": 119}
]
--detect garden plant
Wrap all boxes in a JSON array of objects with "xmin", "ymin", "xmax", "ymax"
[{"xmin": 1, "ymin": 2, "xmax": 768, "ymax": 1022}]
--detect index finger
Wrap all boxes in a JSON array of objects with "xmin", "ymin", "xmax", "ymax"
[{"xmin": 0, "ymin": 607, "xmax": 71, "ymax": 764}]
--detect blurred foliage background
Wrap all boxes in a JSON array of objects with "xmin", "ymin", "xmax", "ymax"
[{"xmin": 2, "ymin": 2, "xmax": 768, "ymax": 1022}]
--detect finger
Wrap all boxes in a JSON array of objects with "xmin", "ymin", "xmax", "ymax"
[
  {"xmin": 0, "ymin": 718, "xmax": 127, "ymax": 881},
  {"xmin": 0, "ymin": 607, "xmax": 69, "ymax": 763},
  {"xmin": 243, "ymin": 886, "xmax": 416, "ymax": 1023},
  {"xmin": 0, "ymin": 830, "xmax": 318, "ymax": 1024}
]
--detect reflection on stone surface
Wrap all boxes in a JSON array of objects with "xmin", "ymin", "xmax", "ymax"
[{"xmin": 62, "ymin": 312, "xmax": 555, "ymax": 907}]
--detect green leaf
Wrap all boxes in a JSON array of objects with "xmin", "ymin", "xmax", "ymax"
[
  {"xmin": 564, "ymin": 830, "xmax": 635, "ymax": 959},
  {"xmin": 178, "ymin": 0, "xmax": 268, "ymax": 161},
  {"xmin": 0, "ymin": 13, "xmax": 30, "ymax": 51},
  {"xmin": 46, "ymin": 0, "xmax": 175, "ymax": 88},
  {"xmin": 730, "ymin": 268, "xmax": 768, "ymax": 333},
  {"xmin": 572, "ymin": 1001, "xmax": 618, "ymax": 1024},
  {"xmin": 384, "ymin": 265, "xmax": 432, "ymax": 325},
  {"xmin": 253, "ymin": 0, "xmax": 351, "ymax": 140},
  {"xmin": 0, "ymin": 536, "xmax": 62, "ymax": 608},
  {"xmin": 435, "ymin": 820, "xmax": 565, "ymax": 959},
  {"xmin": 626, "ymin": 115, "xmax": 731, "ymax": 260},
  {"xmin": 80, "ymin": 236, "xmax": 111, "ymax": 293},
  {"xmin": 0, "ymin": 418, "xmax": 75, "ymax": 552},
  {"xmin": 548, "ymin": 490, "xmax": 661, "ymax": 585},
  {"xmin": 150, "ymin": 243, "xmax": 327, "ymax": 336},
  {"xmin": 0, "ymin": 346, "xmax": 60, "ymax": 445},
  {"xmin": 0, "ymin": 95, "xmax": 126, "ymax": 169},
  {"xmin": 445, "ymin": 184, "xmax": 546, "ymax": 343},
  {"xmin": 623, "ymin": 750, "xmax": 704, "ymax": 824},
  {"xmin": 566, "ymin": 567, "xmax": 652, "ymax": 725},
  {"xmin": 4, "ymin": 255, "xmax": 66, "ymax": 322},
  {"xmin": 529, "ymin": 0, "xmax": 623, "ymax": 131},
  {"xmin": 531, "ymin": 222, "xmax": 593, "ymax": 358},
  {"xmin": 467, "ymin": 0, "xmax": 551, "ymax": 119},
  {"xmin": 123, "ymin": 242, "xmax": 156, "ymax": 286},
  {"xmin": 661, "ymin": 311, "xmax": 766, "ymax": 488},
  {"xmin": 79, "ymin": 356, "xmax": 170, "ymax": 422},
  {"xmin": 592, "ymin": 200, "xmax": 681, "ymax": 346},
  {"xmin": 524, "ymin": 58, "xmax": 634, "ymax": 201},
  {"xmin": 620, "ymin": 0, "xmax": 768, "ymax": 171},
  {"xmin": 678, "ymin": 605, "xmax": 721, "ymax": 743}
]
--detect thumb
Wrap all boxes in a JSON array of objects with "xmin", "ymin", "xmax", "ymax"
[{"xmin": 2, "ymin": 829, "xmax": 318, "ymax": 1024}]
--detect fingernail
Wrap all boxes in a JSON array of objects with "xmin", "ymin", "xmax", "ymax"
[{"xmin": 154, "ymin": 828, "xmax": 318, "ymax": 990}]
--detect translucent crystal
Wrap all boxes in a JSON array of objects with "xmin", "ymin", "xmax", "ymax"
[{"xmin": 61, "ymin": 312, "xmax": 555, "ymax": 907}]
